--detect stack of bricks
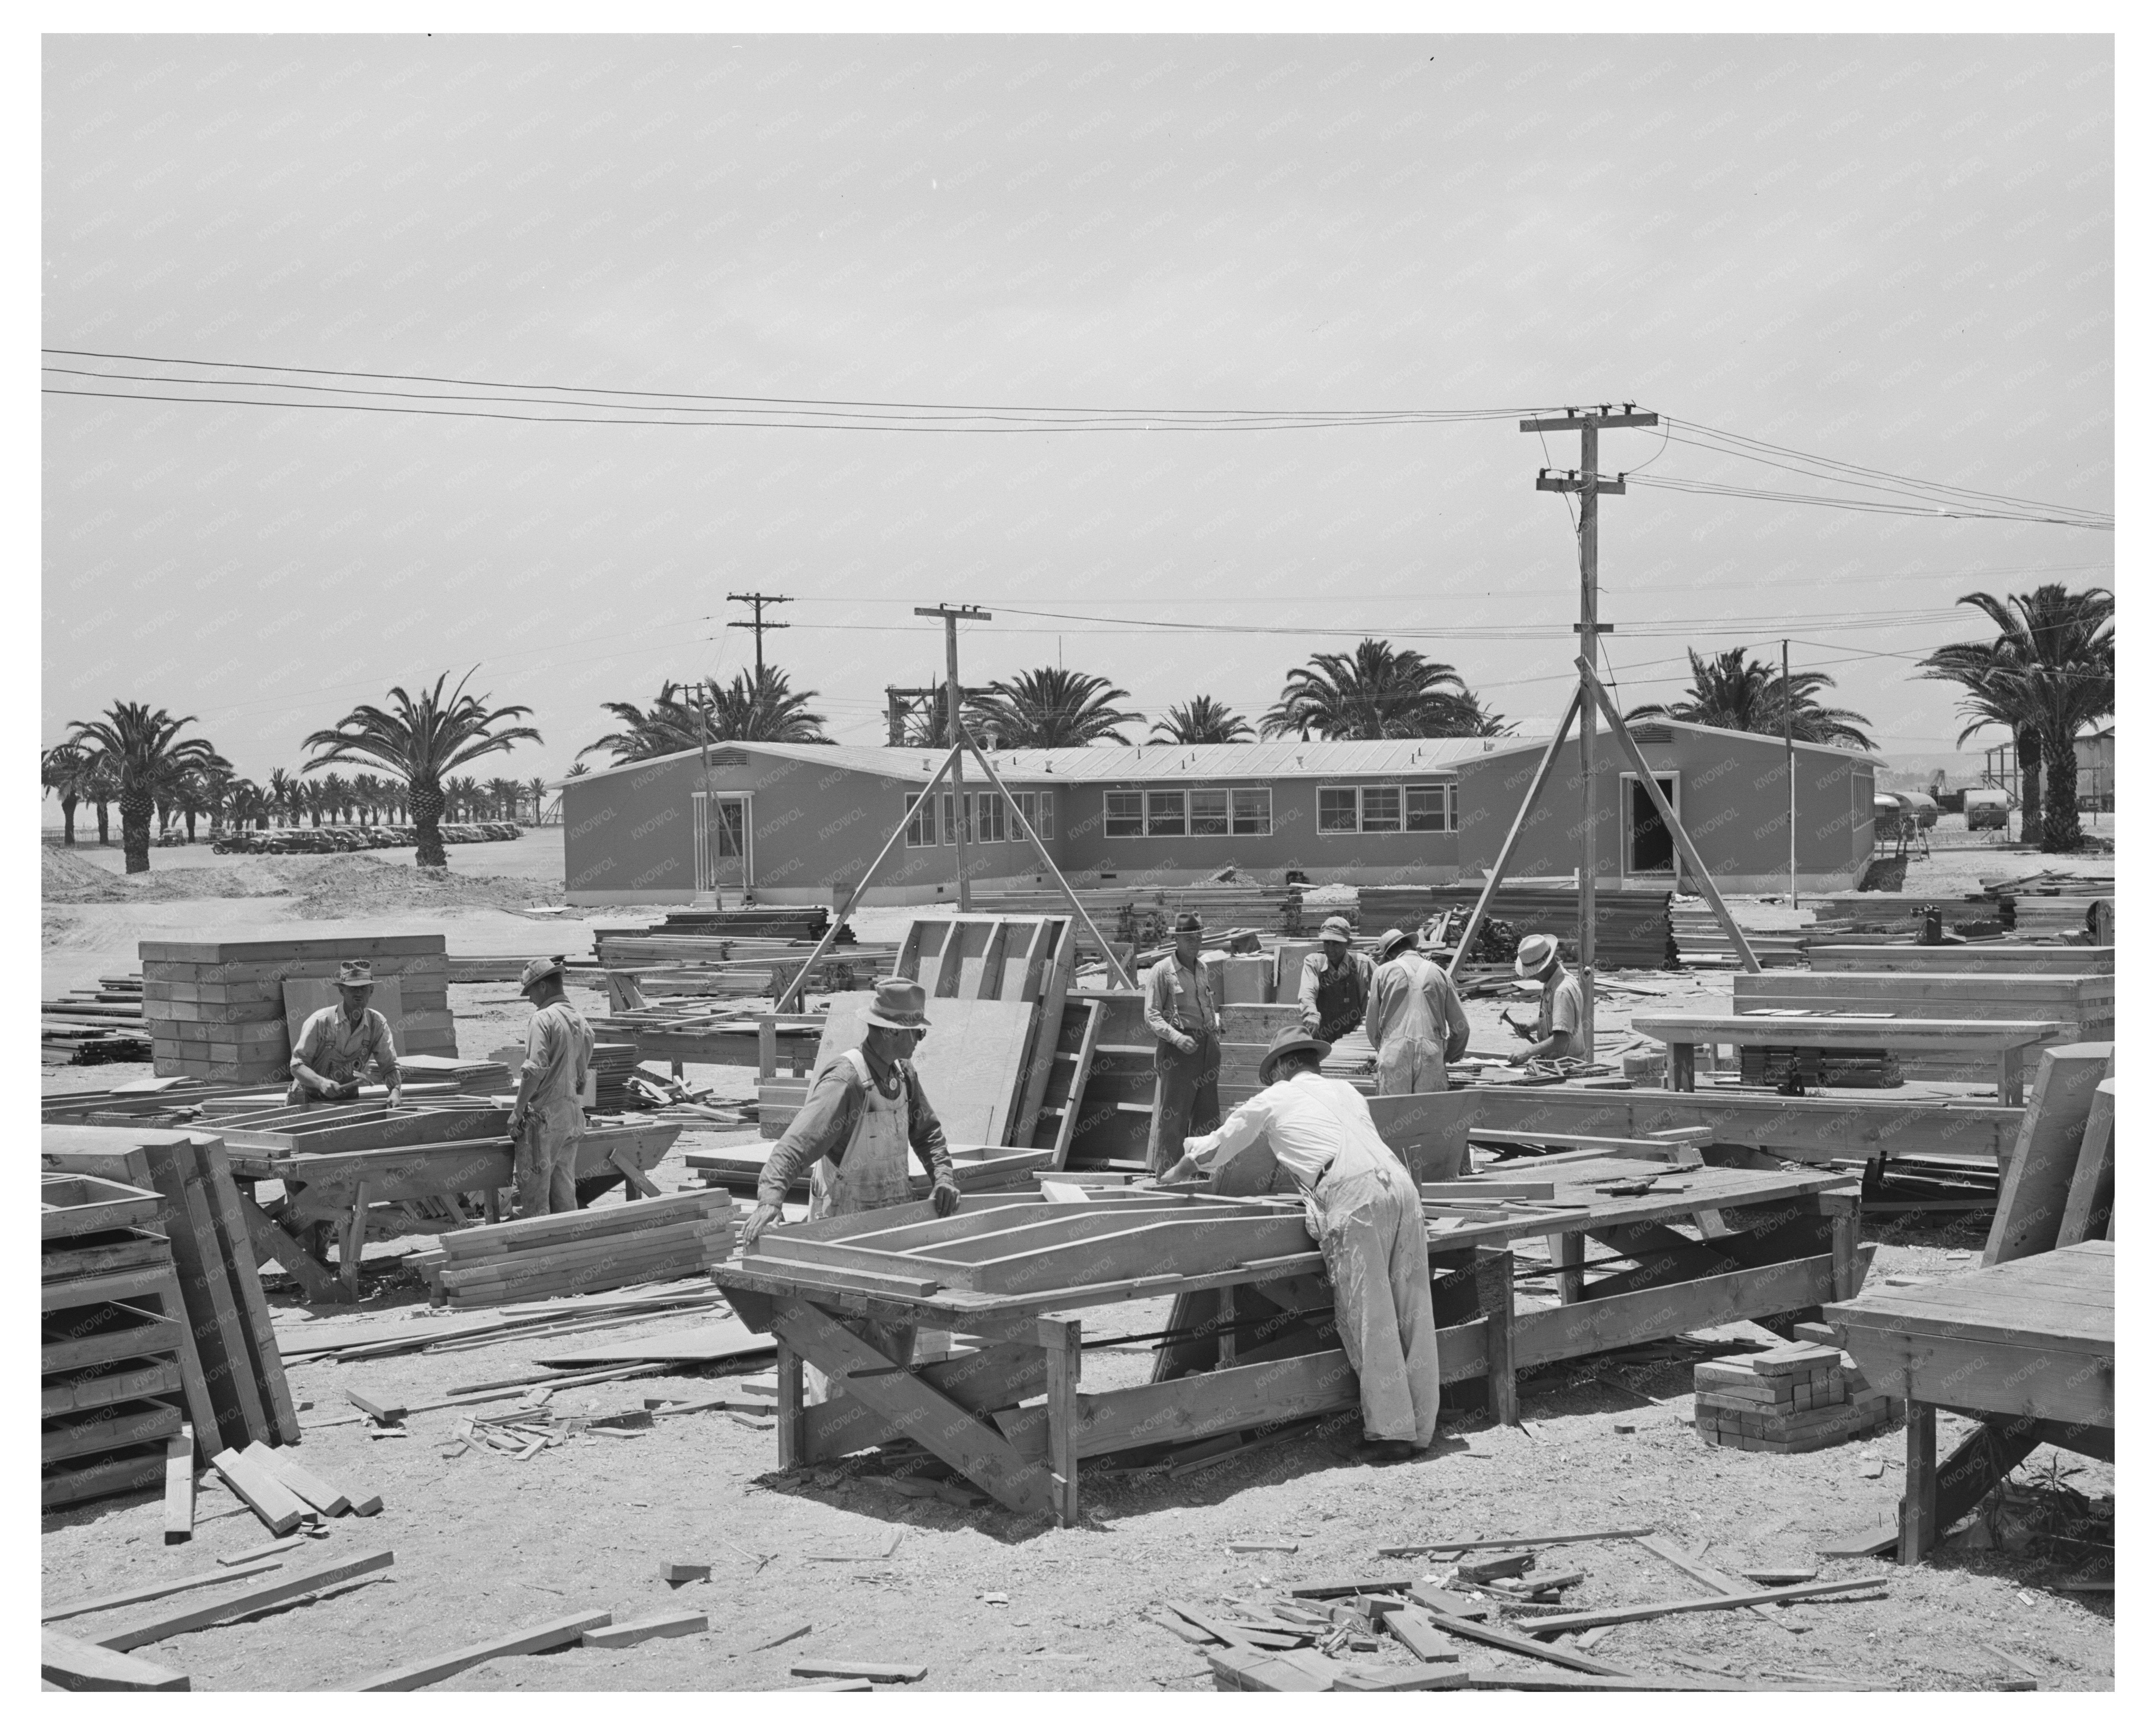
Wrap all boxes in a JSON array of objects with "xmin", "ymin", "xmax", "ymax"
[{"xmin": 1693, "ymin": 1340, "xmax": 1895, "ymax": 1453}]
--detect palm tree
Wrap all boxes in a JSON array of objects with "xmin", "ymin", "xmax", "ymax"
[
  {"xmin": 580, "ymin": 667, "xmax": 831, "ymax": 763},
  {"xmin": 65, "ymin": 702, "xmax": 226, "ymax": 873},
  {"xmin": 86, "ymin": 758, "xmax": 119, "ymax": 845},
  {"xmin": 1626, "ymin": 647, "xmax": 1876, "ymax": 751},
  {"xmin": 1920, "ymin": 586, "xmax": 2113, "ymax": 851},
  {"xmin": 526, "ymin": 775, "xmax": 550, "ymax": 825},
  {"xmin": 483, "ymin": 776, "xmax": 522, "ymax": 822},
  {"xmin": 974, "ymin": 667, "xmax": 1141, "ymax": 748},
  {"xmin": 1150, "ymin": 695, "xmax": 1256, "ymax": 745},
  {"xmin": 303, "ymin": 671, "xmax": 542, "ymax": 867},
  {"xmin": 898, "ymin": 690, "xmax": 1000, "ymax": 749},
  {"xmin": 172, "ymin": 769, "xmax": 211, "ymax": 842},
  {"xmin": 41, "ymin": 743, "xmax": 92, "ymax": 846},
  {"xmin": 1261, "ymin": 639, "xmax": 1501, "ymax": 739}
]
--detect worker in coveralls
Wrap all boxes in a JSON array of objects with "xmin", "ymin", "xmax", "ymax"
[
  {"xmin": 742, "ymin": 977, "xmax": 960, "ymax": 1401},
  {"xmin": 1161, "ymin": 1025, "xmax": 1438, "ymax": 1463},
  {"xmin": 1297, "ymin": 914, "xmax": 1375, "ymax": 1043},
  {"xmin": 506, "ymin": 956, "xmax": 596, "ymax": 1217},
  {"xmin": 1366, "ymin": 927, "xmax": 1471, "ymax": 1095},
  {"xmin": 1504, "ymin": 933, "xmax": 1588, "ymax": 1066},
  {"xmin": 1142, "ymin": 911, "xmax": 1221, "ymax": 1173},
  {"xmin": 287, "ymin": 959, "xmax": 401, "ymax": 1107}
]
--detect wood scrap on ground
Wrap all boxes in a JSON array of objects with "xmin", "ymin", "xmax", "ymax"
[
  {"xmin": 93, "ymin": 1547, "xmax": 395, "ymax": 1651},
  {"xmin": 350, "ymin": 1608, "xmax": 613, "ymax": 1690}
]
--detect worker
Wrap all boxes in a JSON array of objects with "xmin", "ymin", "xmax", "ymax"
[
  {"xmin": 1297, "ymin": 914, "xmax": 1375, "ymax": 1043},
  {"xmin": 506, "ymin": 956, "xmax": 597, "ymax": 1218},
  {"xmin": 1504, "ymin": 933, "xmax": 1588, "ymax": 1066},
  {"xmin": 1142, "ymin": 911, "xmax": 1221, "ymax": 1173},
  {"xmin": 287, "ymin": 959, "xmax": 401, "ymax": 1108},
  {"xmin": 1367, "ymin": 927, "xmax": 1471, "ymax": 1094},
  {"xmin": 1160, "ymin": 1025, "xmax": 1438, "ymax": 1464},
  {"xmin": 741, "ymin": 977, "xmax": 959, "ymax": 1398}
]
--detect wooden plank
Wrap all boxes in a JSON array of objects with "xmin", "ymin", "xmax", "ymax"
[
  {"xmin": 580, "ymin": 1610, "xmax": 708, "ymax": 1648},
  {"xmin": 789, "ymin": 1659, "xmax": 928, "ymax": 1684},
  {"xmin": 1040, "ymin": 1315, "xmax": 1082, "ymax": 1528},
  {"xmin": 208, "ymin": 1446, "xmax": 307, "ymax": 1536},
  {"xmin": 1379, "ymin": 1528, "xmax": 1652, "ymax": 1556},
  {"xmin": 235, "ymin": 1192, "xmax": 340, "ymax": 1302},
  {"xmin": 801, "ymin": 1340, "xmax": 1047, "ymax": 1463},
  {"xmin": 42, "ymin": 1357, "xmax": 184, "ymax": 1418},
  {"xmin": 1044, "ymin": 997, "xmax": 1102, "ymax": 1170},
  {"xmin": 1522, "ymin": 1576, "xmax": 1888, "ymax": 1634},
  {"xmin": 350, "ymin": 1608, "xmax": 612, "ymax": 1690},
  {"xmin": 1986, "ymin": 1044, "xmax": 2113, "ymax": 1264},
  {"xmin": 136, "ymin": 1139, "xmax": 271, "ymax": 1447},
  {"xmin": 1514, "ymin": 1252, "xmax": 1840, "ymax": 1369},
  {"xmin": 43, "ymin": 1555, "xmax": 285, "ymax": 1623},
  {"xmin": 41, "ymin": 1629, "xmax": 190, "ymax": 1691},
  {"xmin": 95, "ymin": 1547, "xmax": 396, "ymax": 1651},
  {"xmin": 190, "ymin": 1136, "xmax": 300, "ymax": 1442},
  {"xmin": 1829, "ymin": 1324, "xmax": 2112, "ymax": 1428},
  {"xmin": 939, "ymin": 1212, "xmax": 1317, "ymax": 1295},
  {"xmin": 244, "ymin": 1441, "xmax": 351, "ymax": 1516},
  {"xmin": 2055, "ymin": 1079, "xmax": 2115, "ymax": 1247},
  {"xmin": 163, "ymin": 1423, "xmax": 194, "ymax": 1544},
  {"xmin": 1384, "ymin": 1605, "xmax": 1463, "ymax": 1663},
  {"xmin": 1411, "ymin": 1606, "xmax": 1639, "ymax": 1676},
  {"xmin": 1635, "ymin": 1534, "xmax": 1795, "ymax": 1633},
  {"xmin": 1011, "ymin": 920, "xmax": 1074, "ymax": 1147}
]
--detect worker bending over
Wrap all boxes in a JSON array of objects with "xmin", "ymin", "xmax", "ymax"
[
  {"xmin": 507, "ymin": 956, "xmax": 596, "ymax": 1217},
  {"xmin": 1504, "ymin": 934, "xmax": 1588, "ymax": 1066},
  {"xmin": 1161, "ymin": 1025, "xmax": 1438, "ymax": 1464},
  {"xmin": 743, "ymin": 978, "xmax": 959, "ymax": 1399},
  {"xmin": 1297, "ymin": 915, "xmax": 1375, "ymax": 1044},
  {"xmin": 1367, "ymin": 927, "xmax": 1471, "ymax": 1094},
  {"xmin": 1142, "ymin": 911, "xmax": 1222, "ymax": 1172},
  {"xmin": 287, "ymin": 959, "xmax": 401, "ymax": 1107}
]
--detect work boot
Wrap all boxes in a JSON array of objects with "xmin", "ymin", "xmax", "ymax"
[{"xmin": 1357, "ymin": 1438, "xmax": 1422, "ymax": 1466}]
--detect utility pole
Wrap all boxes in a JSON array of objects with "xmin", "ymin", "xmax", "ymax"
[
  {"xmin": 1784, "ymin": 637, "xmax": 1797, "ymax": 910},
  {"xmin": 914, "ymin": 604, "xmax": 991, "ymax": 910},
  {"xmin": 1523, "ymin": 404, "xmax": 1658, "ymax": 1068},
  {"xmin": 725, "ymin": 592, "xmax": 792, "ymax": 679}
]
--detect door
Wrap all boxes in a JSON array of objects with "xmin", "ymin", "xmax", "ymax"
[
  {"xmin": 691, "ymin": 793, "xmax": 750, "ymax": 891},
  {"xmin": 1623, "ymin": 773, "xmax": 1678, "ymax": 876}
]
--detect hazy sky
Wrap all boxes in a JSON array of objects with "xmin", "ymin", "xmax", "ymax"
[{"xmin": 42, "ymin": 32, "xmax": 2114, "ymax": 785}]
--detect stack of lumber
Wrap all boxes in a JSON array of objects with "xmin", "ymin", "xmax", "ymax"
[
  {"xmin": 1805, "ymin": 942, "xmax": 2112, "ymax": 975},
  {"xmin": 210, "ymin": 821, "xmax": 520, "ymax": 854},
  {"xmin": 42, "ymin": 973, "xmax": 151, "ymax": 1066},
  {"xmin": 1736, "ymin": 1045, "xmax": 1902, "ymax": 1089},
  {"xmin": 1423, "ymin": 886, "xmax": 1675, "ymax": 970},
  {"xmin": 970, "ymin": 883, "xmax": 1289, "ymax": 950},
  {"xmin": 1668, "ymin": 905, "xmax": 1808, "ymax": 968},
  {"xmin": 409, "ymin": 1192, "xmax": 736, "ymax": 1308},
  {"xmin": 1979, "ymin": 870, "xmax": 2114, "ymax": 936},
  {"xmin": 42, "ymin": 1127, "xmax": 299, "ymax": 1485},
  {"xmin": 141, "ymin": 935, "xmax": 454, "ymax": 1086},
  {"xmin": 590, "ymin": 1041, "xmax": 645, "ymax": 1110},
  {"xmin": 1692, "ymin": 1341, "xmax": 1892, "ymax": 1453}
]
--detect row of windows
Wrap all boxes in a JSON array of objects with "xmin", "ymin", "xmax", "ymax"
[{"xmin": 903, "ymin": 782, "xmax": 1459, "ymax": 846}]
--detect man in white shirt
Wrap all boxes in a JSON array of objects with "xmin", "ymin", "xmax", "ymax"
[{"xmin": 1159, "ymin": 1026, "xmax": 1440, "ymax": 1463}]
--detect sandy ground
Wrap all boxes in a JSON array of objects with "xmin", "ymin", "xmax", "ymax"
[{"xmin": 39, "ymin": 835, "xmax": 2113, "ymax": 1691}]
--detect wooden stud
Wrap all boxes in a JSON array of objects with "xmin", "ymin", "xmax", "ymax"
[
  {"xmin": 581, "ymin": 1610, "xmax": 708, "ymax": 1648},
  {"xmin": 42, "ymin": 1556, "xmax": 285, "ymax": 1623},
  {"xmin": 1040, "ymin": 1315, "xmax": 1082, "ymax": 1528},
  {"xmin": 1550, "ymin": 1232, "xmax": 1585, "ymax": 1305},
  {"xmin": 162, "ymin": 1423, "xmax": 194, "ymax": 1544},
  {"xmin": 1902, "ymin": 1399, "xmax": 1937, "ymax": 1564},
  {"xmin": 1474, "ymin": 1248, "xmax": 1518, "ymax": 1426},
  {"xmin": 95, "ymin": 1547, "xmax": 395, "ymax": 1651},
  {"xmin": 208, "ymin": 1446, "xmax": 306, "ymax": 1536},
  {"xmin": 340, "ymin": 1179, "xmax": 371, "ymax": 1299},
  {"xmin": 1511, "ymin": 1575, "xmax": 1888, "ymax": 1634},
  {"xmin": 1216, "ymin": 1285, "xmax": 1237, "ymax": 1367},
  {"xmin": 1669, "ymin": 1042, "xmax": 1695, "ymax": 1092},
  {"xmin": 352, "ymin": 1607, "xmax": 611, "ymax": 1690},
  {"xmin": 41, "ymin": 1629, "xmax": 190, "ymax": 1692},
  {"xmin": 789, "ymin": 1659, "xmax": 928, "ymax": 1683},
  {"xmin": 235, "ymin": 1192, "xmax": 340, "ymax": 1302},
  {"xmin": 1827, "ymin": 1195, "xmax": 1861, "ymax": 1302},
  {"xmin": 243, "ymin": 1440, "xmax": 351, "ymax": 1516},
  {"xmin": 774, "ymin": 1338, "xmax": 806, "ymax": 1470}
]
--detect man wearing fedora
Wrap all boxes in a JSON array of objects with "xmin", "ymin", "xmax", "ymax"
[
  {"xmin": 1161, "ymin": 1024, "xmax": 1439, "ymax": 1463},
  {"xmin": 506, "ymin": 956, "xmax": 598, "ymax": 1217},
  {"xmin": 1504, "ymin": 933, "xmax": 1587, "ymax": 1066},
  {"xmin": 287, "ymin": 959, "xmax": 402, "ymax": 1108},
  {"xmin": 1368, "ymin": 927, "xmax": 1472, "ymax": 1095},
  {"xmin": 1296, "ymin": 913, "xmax": 1375, "ymax": 1045},
  {"xmin": 1142, "ymin": 910, "xmax": 1222, "ymax": 1173}
]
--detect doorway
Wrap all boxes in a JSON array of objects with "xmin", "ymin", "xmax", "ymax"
[
  {"xmin": 692, "ymin": 792, "xmax": 750, "ymax": 891},
  {"xmin": 1622, "ymin": 773, "xmax": 1678, "ymax": 877}
]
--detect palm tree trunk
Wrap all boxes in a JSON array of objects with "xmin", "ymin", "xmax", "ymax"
[
  {"xmin": 184, "ymin": 809, "xmax": 197, "ymax": 842},
  {"xmin": 2016, "ymin": 728, "xmax": 2042, "ymax": 846},
  {"xmin": 61, "ymin": 794, "xmax": 77, "ymax": 846},
  {"xmin": 120, "ymin": 792, "xmax": 154, "ymax": 874},
  {"xmin": 2040, "ymin": 726, "xmax": 2084, "ymax": 852},
  {"xmin": 95, "ymin": 799, "xmax": 111, "ymax": 845},
  {"xmin": 410, "ymin": 780, "xmax": 448, "ymax": 867}
]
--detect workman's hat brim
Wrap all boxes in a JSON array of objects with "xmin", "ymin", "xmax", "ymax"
[{"xmin": 1259, "ymin": 1026, "xmax": 1334, "ymax": 1087}]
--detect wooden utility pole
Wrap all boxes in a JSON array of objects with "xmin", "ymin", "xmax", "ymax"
[
  {"xmin": 1783, "ymin": 638, "xmax": 1798, "ymax": 909},
  {"xmin": 1523, "ymin": 405, "xmax": 1657, "ymax": 1065},
  {"xmin": 914, "ymin": 604, "xmax": 991, "ymax": 910},
  {"xmin": 725, "ymin": 592, "xmax": 792, "ymax": 678}
]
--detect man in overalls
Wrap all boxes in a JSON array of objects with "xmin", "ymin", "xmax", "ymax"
[
  {"xmin": 741, "ymin": 977, "xmax": 959, "ymax": 1399},
  {"xmin": 1142, "ymin": 911, "xmax": 1221, "ymax": 1173},
  {"xmin": 506, "ymin": 956, "xmax": 596, "ymax": 1217},
  {"xmin": 287, "ymin": 959, "xmax": 402, "ymax": 1107},
  {"xmin": 1297, "ymin": 914, "xmax": 1375, "ymax": 1044},
  {"xmin": 1160, "ymin": 1025, "xmax": 1438, "ymax": 1464},
  {"xmin": 1367, "ymin": 927, "xmax": 1472, "ymax": 1095}
]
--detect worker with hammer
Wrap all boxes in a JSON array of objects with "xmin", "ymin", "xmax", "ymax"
[
  {"xmin": 1367, "ymin": 927, "xmax": 1471, "ymax": 1094},
  {"xmin": 1142, "ymin": 911, "xmax": 1222, "ymax": 1173},
  {"xmin": 506, "ymin": 956, "xmax": 596, "ymax": 1217},
  {"xmin": 742, "ymin": 978, "xmax": 959, "ymax": 1398},
  {"xmin": 1503, "ymin": 933, "xmax": 1588, "ymax": 1066},
  {"xmin": 1159, "ymin": 1025, "xmax": 1438, "ymax": 1464},
  {"xmin": 1297, "ymin": 913, "xmax": 1375, "ymax": 1045},
  {"xmin": 286, "ymin": 959, "xmax": 401, "ymax": 1107}
]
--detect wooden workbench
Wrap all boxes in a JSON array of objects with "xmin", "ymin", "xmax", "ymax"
[{"xmin": 1632, "ymin": 1010, "xmax": 2068, "ymax": 1104}]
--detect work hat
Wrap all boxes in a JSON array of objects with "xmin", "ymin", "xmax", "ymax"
[
  {"xmin": 519, "ymin": 955, "xmax": 566, "ymax": 991},
  {"xmin": 1377, "ymin": 927, "xmax": 1417, "ymax": 962},
  {"xmin": 1258, "ymin": 1025, "xmax": 1334, "ymax": 1087},
  {"xmin": 336, "ymin": 960, "xmax": 374, "ymax": 987},
  {"xmin": 1319, "ymin": 914, "xmax": 1354, "ymax": 943},
  {"xmin": 1172, "ymin": 911, "xmax": 1204, "ymax": 935},
  {"xmin": 1514, "ymin": 933, "xmax": 1560, "ymax": 977},
  {"xmin": 863, "ymin": 976, "xmax": 931, "ymax": 1033}
]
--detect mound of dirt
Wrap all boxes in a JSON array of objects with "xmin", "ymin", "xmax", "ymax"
[
  {"xmin": 42, "ymin": 846, "xmax": 293, "ymax": 904},
  {"xmin": 276, "ymin": 854, "xmax": 564, "ymax": 918},
  {"xmin": 41, "ymin": 846, "xmax": 132, "ymax": 901}
]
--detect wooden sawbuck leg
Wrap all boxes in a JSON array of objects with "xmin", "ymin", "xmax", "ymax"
[{"xmin": 1039, "ymin": 1317, "xmax": 1082, "ymax": 1528}]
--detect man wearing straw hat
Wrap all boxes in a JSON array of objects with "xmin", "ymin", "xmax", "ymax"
[
  {"xmin": 1159, "ymin": 1024, "xmax": 1438, "ymax": 1463},
  {"xmin": 743, "ymin": 977, "xmax": 960, "ymax": 1396},
  {"xmin": 287, "ymin": 958, "xmax": 402, "ymax": 1108},
  {"xmin": 506, "ymin": 955, "xmax": 596, "ymax": 1218},
  {"xmin": 1504, "ymin": 933, "xmax": 1587, "ymax": 1066},
  {"xmin": 1141, "ymin": 910, "xmax": 1222, "ymax": 1173},
  {"xmin": 1367, "ymin": 927, "xmax": 1471, "ymax": 1095},
  {"xmin": 1296, "ymin": 913, "xmax": 1375, "ymax": 1045}
]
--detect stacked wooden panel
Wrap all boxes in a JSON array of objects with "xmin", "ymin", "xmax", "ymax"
[
  {"xmin": 141, "ymin": 935, "xmax": 454, "ymax": 1086},
  {"xmin": 409, "ymin": 1190, "xmax": 736, "ymax": 1307},
  {"xmin": 42, "ymin": 1171, "xmax": 221, "ymax": 1508},
  {"xmin": 41, "ymin": 1127, "xmax": 300, "ymax": 1458},
  {"xmin": 1057, "ymin": 992, "xmax": 1158, "ymax": 1170},
  {"xmin": 42, "ymin": 973, "xmax": 151, "ymax": 1066}
]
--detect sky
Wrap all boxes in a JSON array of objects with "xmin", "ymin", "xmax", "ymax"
[{"xmin": 41, "ymin": 32, "xmax": 2114, "ymax": 790}]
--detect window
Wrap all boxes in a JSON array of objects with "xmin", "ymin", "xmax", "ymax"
[
  {"xmin": 1318, "ymin": 787, "xmax": 1358, "ymax": 832},
  {"xmin": 1190, "ymin": 789, "xmax": 1229, "ymax": 836},
  {"xmin": 1361, "ymin": 787, "xmax": 1401, "ymax": 832},
  {"xmin": 942, "ymin": 793, "xmax": 963, "ymax": 846},
  {"xmin": 1104, "ymin": 790, "xmax": 1143, "ymax": 837},
  {"xmin": 1406, "ymin": 784, "xmax": 1454, "ymax": 832},
  {"xmin": 1010, "ymin": 789, "xmax": 1052, "ymax": 840},
  {"xmin": 903, "ymin": 793, "xmax": 937, "ymax": 849},
  {"xmin": 1231, "ymin": 787, "xmax": 1272, "ymax": 835},
  {"xmin": 1146, "ymin": 790, "xmax": 1187, "ymax": 837},
  {"xmin": 975, "ymin": 792, "xmax": 1006, "ymax": 843}
]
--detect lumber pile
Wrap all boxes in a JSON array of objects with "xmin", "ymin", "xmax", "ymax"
[
  {"xmin": 1735, "ymin": 1045, "xmax": 1902, "ymax": 1089},
  {"xmin": 590, "ymin": 1040, "xmax": 645, "ymax": 1110},
  {"xmin": 42, "ymin": 1127, "xmax": 300, "ymax": 1466},
  {"xmin": 409, "ymin": 1191, "xmax": 736, "ymax": 1308},
  {"xmin": 141, "ymin": 934, "xmax": 454, "ymax": 1087},
  {"xmin": 42, "ymin": 973, "xmax": 151, "ymax": 1066},
  {"xmin": 1692, "ymin": 1341, "xmax": 1893, "ymax": 1453},
  {"xmin": 1420, "ymin": 885, "xmax": 1675, "ymax": 970},
  {"xmin": 210, "ymin": 821, "xmax": 520, "ymax": 854}
]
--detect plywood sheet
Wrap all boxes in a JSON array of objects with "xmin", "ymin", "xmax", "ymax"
[{"xmin": 810, "ymin": 994, "xmax": 1038, "ymax": 1146}]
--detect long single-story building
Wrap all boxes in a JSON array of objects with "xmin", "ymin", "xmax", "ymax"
[{"xmin": 557, "ymin": 721, "xmax": 1879, "ymax": 906}]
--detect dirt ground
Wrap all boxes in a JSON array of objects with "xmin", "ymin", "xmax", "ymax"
[{"xmin": 40, "ymin": 838, "xmax": 2114, "ymax": 1692}]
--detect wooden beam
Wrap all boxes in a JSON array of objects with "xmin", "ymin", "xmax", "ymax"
[
  {"xmin": 1903, "ymin": 1400, "xmax": 1937, "ymax": 1563},
  {"xmin": 351, "ymin": 1609, "xmax": 613, "ymax": 1690},
  {"xmin": 235, "ymin": 1192, "xmax": 340, "ymax": 1302},
  {"xmin": 1474, "ymin": 1249, "xmax": 1517, "ymax": 1424},
  {"xmin": 42, "ymin": 1556, "xmax": 285, "ymax": 1623},
  {"xmin": 162, "ymin": 1424, "xmax": 194, "ymax": 1544},
  {"xmin": 208, "ymin": 1446, "xmax": 306, "ymax": 1536},
  {"xmin": 94, "ymin": 1547, "xmax": 395, "ymax": 1651},
  {"xmin": 243, "ymin": 1441, "xmax": 351, "ymax": 1516},
  {"xmin": 1040, "ymin": 1316, "xmax": 1082, "ymax": 1528},
  {"xmin": 2054, "ymin": 1077, "xmax": 2115, "ymax": 1247},
  {"xmin": 1523, "ymin": 1576, "xmax": 1888, "ymax": 1635},
  {"xmin": 1985, "ymin": 1043, "xmax": 2113, "ymax": 1264},
  {"xmin": 41, "ymin": 1629, "xmax": 189, "ymax": 1692},
  {"xmin": 1413, "ymin": 1605, "xmax": 1639, "ymax": 1676},
  {"xmin": 1514, "ymin": 1252, "xmax": 1839, "ymax": 1369},
  {"xmin": 1380, "ymin": 1528, "xmax": 1651, "ymax": 1556},
  {"xmin": 1444, "ymin": 685, "xmax": 1582, "ymax": 984}
]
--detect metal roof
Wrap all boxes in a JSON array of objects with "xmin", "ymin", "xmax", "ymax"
[
  {"xmin": 559, "ymin": 734, "xmax": 1523, "ymax": 789},
  {"xmin": 1467, "ymin": 715, "xmax": 1884, "ymax": 767}
]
